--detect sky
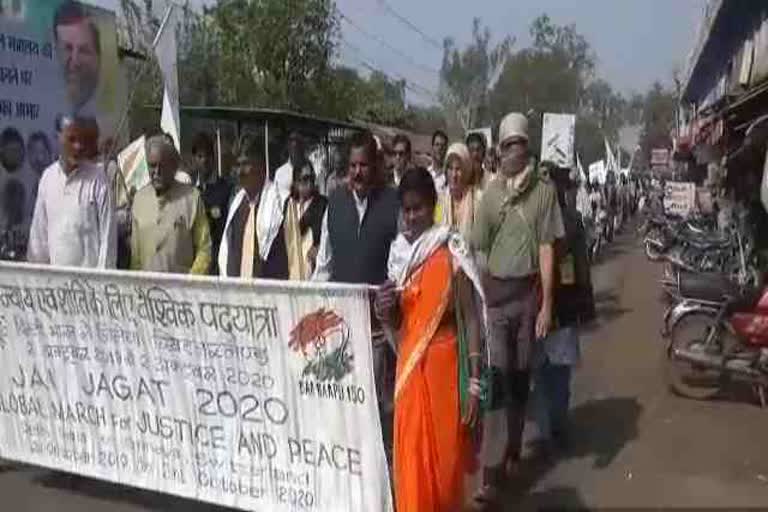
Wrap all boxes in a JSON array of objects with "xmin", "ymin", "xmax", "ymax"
[{"xmin": 92, "ymin": 0, "xmax": 708, "ymax": 105}]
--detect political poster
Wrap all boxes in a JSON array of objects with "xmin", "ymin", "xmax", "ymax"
[
  {"xmin": 466, "ymin": 127, "xmax": 492, "ymax": 151},
  {"xmin": 588, "ymin": 159, "xmax": 607, "ymax": 185},
  {"xmin": 651, "ymin": 148, "xmax": 670, "ymax": 168},
  {"xmin": 541, "ymin": 113, "xmax": 575, "ymax": 169},
  {"xmin": 0, "ymin": 0, "xmax": 124, "ymax": 230},
  {"xmin": 0, "ymin": 262, "xmax": 393, "ymax": 512},
  {"xmin": 664, "ymin": 181, "xmax": 696, "ymax": 217}
]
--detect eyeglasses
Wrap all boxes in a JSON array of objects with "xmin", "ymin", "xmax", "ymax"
[{"xmin": 394, "ymin": 150, "xmax": 408, "ymax": 157}]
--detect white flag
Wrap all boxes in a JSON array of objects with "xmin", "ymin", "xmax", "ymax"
[
  {"xmin": 604, "ymin": 138, "xmax": 617, "ymax": 172},
  {"xmin": 577, "ymin": 153, "xmax": 587, "ymax": 182},
  {"xmin": 117, "ymin": 135, "xmax": 149, "ymax": 195},
  {"xmin": 154, "ymin": 6, "xmax": 181, "ymax": 151}
]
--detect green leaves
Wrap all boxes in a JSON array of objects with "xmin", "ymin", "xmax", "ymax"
[{"xmin": 439, "ymin": 18, "xmax": 514, "ymax": 133}]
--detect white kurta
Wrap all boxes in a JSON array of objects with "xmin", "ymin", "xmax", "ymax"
[{"xmin": 27, "ymin": 160, "xmax": 116, "ymax": 268}]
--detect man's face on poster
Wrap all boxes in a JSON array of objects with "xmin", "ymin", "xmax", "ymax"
[
  {"xmin": 28, "ymin": 138, "xmax": 52, "ymax": 175},
  {"xmin": 0, "ymin": 138, "xmax": 24, "ymax": 172},
  {"xmin": 55, "ymin": 18, "xmax": 101, "ymax": 109}
]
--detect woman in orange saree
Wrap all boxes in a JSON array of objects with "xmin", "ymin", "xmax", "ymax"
[{"xmin": 376, "ymin": 167, "xmax": 487, "ymax": 512}]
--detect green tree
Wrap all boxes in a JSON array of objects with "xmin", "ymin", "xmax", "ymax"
[
  {"xmin": 439, "ymin": 18, "xmax": 513, "ymax": 133},
  {"xmin": 638, "ymin": 82, "xmax": 676, "ymax": 166},
  {"xmin": 354, "ymin": 71, "xmax": 409, "ymax": 125},
  {"xmin": 489, "ymin": 14, "xmax": 617, "ymax": 164},
  {"xmin": 211, "ymin": 0, "xmax": 339, "ymax": 112},
  {"xmin": 407, "ymin": 105, "xmax": 449, "ymax": 135},
  {"xmin": 117, "ymin": 0, "xmax": 428, "ymax": 132}
]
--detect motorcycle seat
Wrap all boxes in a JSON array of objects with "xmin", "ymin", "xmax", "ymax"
[
  {"xmin": 681, "ymin": 233, "xmax": 731, "ymax": 250},
  {"xmin": 678, "ymin": 272, "xmax": 740, "ymax": 303},
  {"xmin": 726, "ymin": 287, "xmax": 763, "ymax": 313}
]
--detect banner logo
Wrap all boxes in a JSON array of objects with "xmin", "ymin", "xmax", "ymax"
[{"xmin": 289, "ymin": 309, "xmax": 352, "ymax": 381}]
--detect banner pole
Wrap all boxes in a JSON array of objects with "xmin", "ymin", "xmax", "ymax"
[
  {"xmin": 107, "ymin": 5, "xmax": 175, "ymax": 204},
  {"xmin": 216, "ymin": 124, "xmax": 222, "ymax": 179}
]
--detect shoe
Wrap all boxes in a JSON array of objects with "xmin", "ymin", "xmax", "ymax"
[{"xmin": 468, "ymin": 484, "xmax": 501, "ymax": 511}]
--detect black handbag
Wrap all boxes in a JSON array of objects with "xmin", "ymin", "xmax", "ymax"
[{"xmin": 555, "ymin": 211, "xmax": 596, "ymax": 326}]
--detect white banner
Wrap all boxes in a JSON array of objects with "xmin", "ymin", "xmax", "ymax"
[
  {"xmin": 0, "ymin": 263, "xmax": 392, "ymax": 512},
  {"xmin": 541, "ymin": 113, "xmax": 575, "ymax": 169},
  {"xmin": 664, "ymin": 181, "xmax": 696, "ymax": 217}
]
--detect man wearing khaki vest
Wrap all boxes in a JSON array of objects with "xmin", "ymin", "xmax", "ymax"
[
  {"xmin": 470, "ymin": 113, "xmax": 564, "ymax": 509},
  {"xmin": 130, "ymin": 135, "xmax": 211, "ymax": 274}
]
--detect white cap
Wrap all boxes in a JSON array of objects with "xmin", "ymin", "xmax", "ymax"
[{"xmin": 498, "ymin": 113, "xmax": 529, "ymax": 145}]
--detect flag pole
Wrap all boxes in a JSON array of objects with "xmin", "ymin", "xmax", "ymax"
[
  {"xmin": 107, "ymin": 5, "xmax": 175, "ymax": 205},
  {"xmin": 108, "ymin": 5, "xmax": 174, "ymax": 159},
  {"xmin": 152, "ymin": 5, "xmax": 175, "ymax": 48}
]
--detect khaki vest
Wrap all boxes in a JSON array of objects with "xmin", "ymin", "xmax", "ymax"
[{"xmin": 132, "ymin": 183, "xmax": 200, "ymax": 273}]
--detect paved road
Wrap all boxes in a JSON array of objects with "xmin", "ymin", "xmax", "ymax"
[
  {"xmin": 4, "ymin": 226, "xmax": 768, "ymax": 510},
  {"xmin": 511, "ymin": 227, "xmax": 768, "ymax": 510}
]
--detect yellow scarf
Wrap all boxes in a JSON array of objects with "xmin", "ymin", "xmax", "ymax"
[
  {"xmin": 445, "ymin": 187, "xmax": 478, "ymax": 241},
  {"xmin": 283, "ymin": 198, "xmax": 312, "ymax": 280}
]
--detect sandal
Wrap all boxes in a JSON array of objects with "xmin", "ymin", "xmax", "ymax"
[{"xmin": 468, "ymin": 483, "xmax": 501, "ymax": 511}]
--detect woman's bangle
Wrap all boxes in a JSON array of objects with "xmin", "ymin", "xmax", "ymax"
[
  {"xmin": 468, "ymin": 377, "xmax": 482, "ymax": 397},
  {"xmin": 468, "ymin": 352, "xmax": 483, "ymax": 359}
]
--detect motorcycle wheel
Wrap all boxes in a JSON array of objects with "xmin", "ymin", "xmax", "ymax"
[
  {"xmin": 645, "ymin": 239, "xmax": 663, "ymax": 261},
  {"xmin": 665, "ymin": 312, "xmax": 725, "ymax": 400}
]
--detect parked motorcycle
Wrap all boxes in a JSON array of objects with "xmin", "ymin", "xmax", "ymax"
[
  {"xmin": 664, "ymin": 279, "xmax": 768, "ymax": 404},
  {"xmin": 666, "ymin": 223, "xmax": 759, "ymax": 288},
  {"xmin": 661, "ymin": 271, "xmax": 738, "ymax": 335},
  {"xmin": 640, "ymin": 215, "xmax": 670, "ymax": 261}
]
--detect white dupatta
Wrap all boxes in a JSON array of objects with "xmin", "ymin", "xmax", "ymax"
[
  {"xmin": 216, "ymin": 182, "xmax": 288, "ymax": 276},
  {"xmin": 256, "ymin": 180, "xmax": 290, "ymax": 260},
  {"xmin": 387, "ymin": 225, "xmax": 488, "ymax": 334}
]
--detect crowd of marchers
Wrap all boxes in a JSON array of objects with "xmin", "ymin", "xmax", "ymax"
[{"xmin": 9, "ymin": 109, "xmax": 604, "ymax": 511}]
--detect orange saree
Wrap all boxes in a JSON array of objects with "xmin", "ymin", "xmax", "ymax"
[{"xmin": 394, "ymin": 245, "xmax": 467, "ymax": 512}]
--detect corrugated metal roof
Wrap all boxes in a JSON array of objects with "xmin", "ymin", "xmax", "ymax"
[{"xmin": 176, "ymin": 106, "xmax": 363, "ymax": 133}]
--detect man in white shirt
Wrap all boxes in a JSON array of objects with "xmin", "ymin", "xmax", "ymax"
[
  {"xmin": 218, "ymin": 137, "xmax": 269, "ymax": 278},
  {"xmin": 428, "ymin": 129, "xmax": 448, "ymax": 193},
  {"xmin": 311, "ymin": 131, "xmax": 399, "ymax": 465},
  {"xmin": 27, "ymin": 116, "xmax": 116, "ymax": 268},
  {"xmin": 274, "ymin": 130, "xmax": 307, "ymax": 199},
  {"xmin": 390, "ymin": 133, "xmax": 412, "ymax": 186}
]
